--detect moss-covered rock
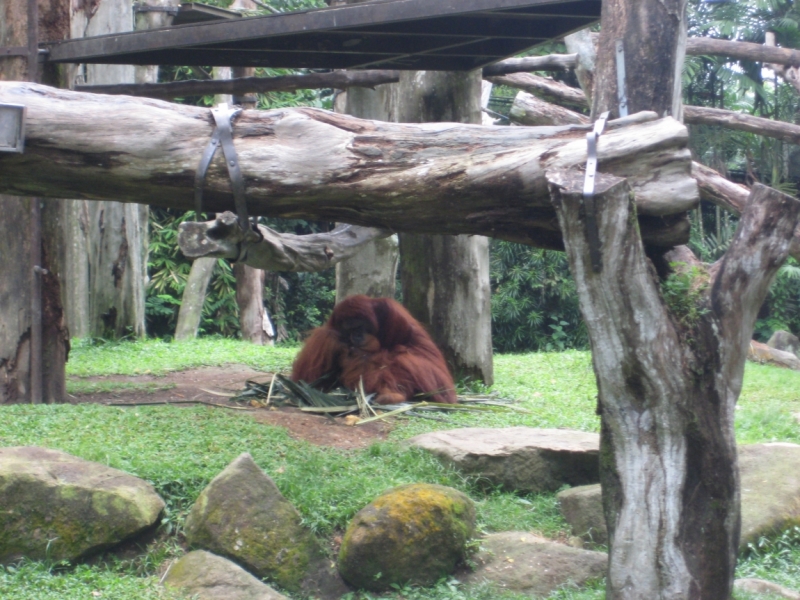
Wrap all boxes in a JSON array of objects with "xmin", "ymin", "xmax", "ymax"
[
  {"xmin": 0, "ymin": 446, "xmax": 165, "ymax": 563},
  {"xmin": 338, "ymin": 483, "xmax": 476, "ymax": 591},
  {"xmin": 184, "ymin": 453, "xmax": 322, "ymax": 593},
  {"xmin": 164, "ymin": 550, "xmax": 288, "ymax": 600}
]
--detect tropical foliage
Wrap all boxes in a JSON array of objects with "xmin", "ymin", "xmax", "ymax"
[{"xmin": 490, "ymin": 241, "xmax": 585, "ymax": 353}]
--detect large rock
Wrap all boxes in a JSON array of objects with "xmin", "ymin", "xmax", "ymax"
[
  {"xmin": 557, "ymin": 485, "xmax": 608, "ymax": 546},
  {"xmin": 338, "ymin": 483, "xmax": 476, "ymax": 592},
  {"xmin": 164, "ymin": 550, "xmax": 288, "ymax": 600},
  {"xmin": 458, "ymin": 532, "xmax": 606, "ymax": 597},
  {"xmin": 740, "ymin": 443, "xmax": 800, "ymax": 547},
  {"xmin": 748, "ymin": 340, "xmax": 800, "ymax": 370},
  {"xmin": 184, "ymin": 453, "xmax": 323, "ymax": 593},
  {"xmin": 0, "ymin": 446, "xmax": 164, "ymax": 563},
  {"xmin": 558, "ymin": 443, "xmax": 800, "ymax": 549},
  {"xmin": 408, "ymin": 428, "xmax": 600, "ymax": 493},
  {"xmin": 735, "ymin": 578, "xmax": 800, "ymax": 599},
  {"xmin": 767, "ymin": 330, "xmax": 800, "ymax": 357}
]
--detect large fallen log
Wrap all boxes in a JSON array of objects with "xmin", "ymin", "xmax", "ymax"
[{"xmin": 0, "ymin": 82, "xmax": 698, "ymax": 249}]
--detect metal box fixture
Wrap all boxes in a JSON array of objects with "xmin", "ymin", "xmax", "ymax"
[
  {"xmin": 44, "ymin": 0, "xmax": 601, "ymax": 71},
  {"xmin": 0, "ymin": 104, "xmax": 26, "ymax": 153}
]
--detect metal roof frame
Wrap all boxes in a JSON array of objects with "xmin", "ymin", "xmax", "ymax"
[{"xmin": 45, "ymin": 0, "xmax": 600, "ymax": 71}]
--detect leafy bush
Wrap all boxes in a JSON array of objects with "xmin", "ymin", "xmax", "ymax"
[
  {"xmin": 490, "ymin": 240, "xmax": 586, "ymax": 353},
  {"xmin": 146, "ymin": 209, "xmax": 239, "ymax": 339}
]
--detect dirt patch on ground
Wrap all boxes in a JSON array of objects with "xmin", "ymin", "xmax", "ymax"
[{"xmin": 69, "ymin": 364, "xmax": 392, "ymax": 450}]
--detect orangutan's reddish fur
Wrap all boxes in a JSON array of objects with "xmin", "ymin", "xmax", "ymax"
[{"xmin": 291, "ymin": 295, "xmax": 457, "ymax": 405}]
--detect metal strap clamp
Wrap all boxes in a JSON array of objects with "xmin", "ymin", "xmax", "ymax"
[
  {"xmin": 582, "ymin": 111, "xmax": 610, "ymax": 273},
  {"xmin": 194, "ymin": 104, "xmax": 261, "ymax": 254},
  {"xmin": 579, "ymin": 40, "xmax": 627, "ymax": 273}
]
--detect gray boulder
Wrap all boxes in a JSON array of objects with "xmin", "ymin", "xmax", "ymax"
[
  {"xmin": 734, "ymin": 578, "xmax": 800, "ymax": 599},
  {"xmin": 558, "ymin": 443, "xmax": 800, "ymax": 550},
  {"xmin": 458, "ymin": 531, "xmax": 606, "ymax": 597},
  {"xmin": 338, "ymin": 483, "xmax": 476, "ymax": 592},
  {"xmin": 0, "ymin": 446, "xmax": 164, "ymax": 563},
  {"xmin": 184, "ymin": 453, "xmax": 324, "ymax": 594},
  {"xmin": 557, "ymin": 485, "xmax": 607, "ymax": 546},
  {"xmin": 164, "ymin": 550, "xmax": 288, "ymax": 600},
  {"xmin": 740, "ymin": 443, "xmax": 800, "ymax": 547},
  {"xmin": 767, "ymin": 330, "xmax": 800, "ymax": 357},
  {"xmin": 408, "ymin": 427, "xmax": 599, "ymax": 493}
]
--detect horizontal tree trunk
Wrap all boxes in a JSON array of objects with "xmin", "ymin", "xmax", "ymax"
[
  {"xmin": 480, "ymin": 53, "xmax": 578, "ymax": 75},
  {"xmin": 684, "ymin": 105, "xmax": 800, "ymax": 144},
  {"xmin": 686, "ymin": 36, "xmax": 800, "ymax": 68},
  {"xmin": 509, "ymin": 91, "xmax": 589, "ymax": 126},
  {"xmin": 0, "ymin": 82, "xmax": 698, "ymax": 249},
  {"xmin": 487, "ymin": 72, "xmax": 588, "ymax": 110}
]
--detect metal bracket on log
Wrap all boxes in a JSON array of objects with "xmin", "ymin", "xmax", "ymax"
[
  {"xmin": 583, "ymin": 111, "xmax": 610, "ymax": 273},
  {"xmin": 194, "ymin": 103, "xmax": 261, "ymax": 256}
]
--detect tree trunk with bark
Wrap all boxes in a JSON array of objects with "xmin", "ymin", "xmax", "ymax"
[
  {"xmin": 174, "ymin": 257, "xmax": 216, "ymax": 342},
  {"xmin": 550, "ymin": 171, "xmax": 800, "ymax": 599},
  {"xmin": 557, "ymin": 1, "xmax": 800, "ymax": 597},
  {"xmin": 564, "ymin": 28, "xmax": 596, "ymax": 106},
  {"xmin": 389, "ymin": 70, "xmax": 493, "ymax": 385},
  {"xmin": 61, "ymin": 0, "xmax": 147, "ymax": 340},
  {"xmin": 234, "ymin": 262, "xmax": 274, "ymax": 344},
  {"xmin": 333, "ymin": 0, "xmax": 400, "ymax": 304},
  {"xmin": 0, "ymin": 0, "xmax": 69, "ymax": 404},
  {"xmin": 593, "ymin": 0, "xmax": 686, "ymax": 120}
]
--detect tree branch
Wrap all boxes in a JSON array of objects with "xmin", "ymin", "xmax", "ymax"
[
  {"xmin": 684, "ymin": 105, "xmax": 800, "ymax": 145},
  {"xmin": 686, "ymin": 37, "xmax": 800, "ymax": 68},
  {"xmin": 692, "ymin": 162, "xmax": 800, "ymax": 261},
  {"xmin": 178, "ymin": 211, "xmax": 388, "ymax": 271},
  {"xmin": 0, "ymin": 82, "xmax": 697, "ymax": 249},
  {"xmin": 481, "ymin": 53, "xmax": 578, "ymax": 76},
  {"xmin": 487, "ymin": 73, "xmax": 589, "ymax": 110},
  {"xmin": 508, "ymin": 91, "xmax": 589, "ymax": 126},
  {"xmin": 710, "ymin": 184, "xmax": 800, "ymax": 388}
]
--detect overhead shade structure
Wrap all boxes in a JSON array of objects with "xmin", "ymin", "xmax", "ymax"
[{"xmin": 44, "ymin": 0, "xmax": 601, "ymax": 71}]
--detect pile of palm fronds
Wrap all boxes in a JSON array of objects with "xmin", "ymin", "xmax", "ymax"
[{"xmin": 231, "ymin": 374, "xmax": 528, "ymax": 424}]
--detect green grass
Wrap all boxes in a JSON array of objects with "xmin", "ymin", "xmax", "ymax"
[
  {"xmin": 66, "ymin": 337, "xmax": 299, "ymax": 377},
  {"xmin": 66, "ymin": 380, "xmax": 177, "ymax": 395},
  {"xmin": 6, "ymin": 339, "xmax": 800, "ymax": 599},
  {"xmin": 0, "ymin": 561, "xmax": 182, "ymax": 600}
]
